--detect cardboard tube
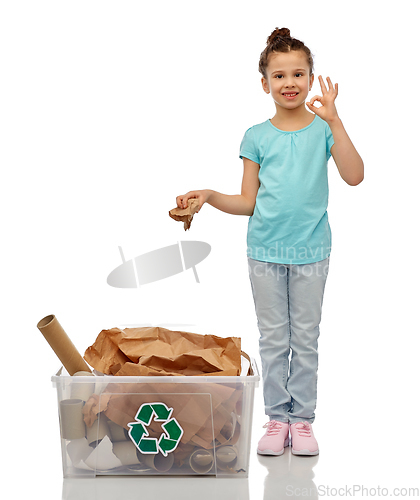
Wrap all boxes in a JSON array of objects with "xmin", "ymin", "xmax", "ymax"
[
  {"xmin": 84, "ymin": 436, "xmax": 123, "ymax": 471},
  {"xmin": 108, "ymin": 421, "xmax": 129, "ymax": 442},
  {"xmin": 189, "ymin": 448, "xmax": 214, "ymax": 474},
  {"xmin": 140, "ymin": 452, "xmax": 174, "ymax": 472},
  {"xmin": 37, "ymin": 315, "xmax": 91, "ymax": 375},
  {"xmin": 216, "ymin": 446, "xmax": 238, "ymax": 470},
  {"xmin": 112, "ymin": 441, "xmax": 142, "ymax": 466},
  {"xmin": 70, "ymin": 371, "xmax": 95, "ymax": 401},
  {"xmin": 60, "ymin": 399, "xmax": 86, "ymax": 440},
  {"xmin": 86, "ymin": 416, "xmax": 110, "ymax": 447},
  {"xmin": 67, "ymin": 438, "xmax": 91, "ymax": 466}
]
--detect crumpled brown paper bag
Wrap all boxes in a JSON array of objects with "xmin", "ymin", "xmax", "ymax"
[
  {"xmin": 169, "ymin": 198, "xmax": 200, "ymax": 230},
  {"xmin": 84, "ymin": 326, "xmax": 242, "ymax": 377}
]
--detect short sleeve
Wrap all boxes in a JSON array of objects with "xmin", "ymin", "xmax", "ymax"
[
  {"xmin": 325, "ymin": 123, "xmax": 335, "ymax": 161},
  {"xmin": 239, "ymin": 127, "xmax": 260, "ymax": 164}
]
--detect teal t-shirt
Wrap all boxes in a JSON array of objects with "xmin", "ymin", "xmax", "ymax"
[{"xmin": 239, "ymin": 114, "xmax": 335, "ymax": 265}]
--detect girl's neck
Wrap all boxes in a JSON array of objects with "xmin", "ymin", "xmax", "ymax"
[{"xmin": 271, "ymin": 104, "xmax": 314, "ymax": 131}]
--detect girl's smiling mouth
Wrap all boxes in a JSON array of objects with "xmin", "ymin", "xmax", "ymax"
[{"xmin": 282, "ymin": 92, "xmax": 299, "ymax": 99}]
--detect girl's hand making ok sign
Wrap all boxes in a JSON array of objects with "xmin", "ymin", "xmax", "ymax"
[{"xmin": 306, "ymin": 76, "xmax": 339, "ymax": 124}]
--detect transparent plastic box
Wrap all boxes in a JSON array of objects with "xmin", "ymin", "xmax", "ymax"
[{"xmin": 52, "ymin": 358, "xmax": 259, "ymax": 478}]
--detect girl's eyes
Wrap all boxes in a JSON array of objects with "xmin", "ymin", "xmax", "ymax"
[{"xmin": 275, "ymin": 73, "xmax": 303, "ymax": 78}]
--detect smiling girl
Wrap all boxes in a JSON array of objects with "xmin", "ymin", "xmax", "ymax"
[{"xmin": 176, "ymin": 27, "xmax": 363, "ymax": 456}]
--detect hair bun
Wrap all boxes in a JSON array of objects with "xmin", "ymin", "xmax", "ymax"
[{"xmin": 267, "ymin": 27, "xmax": 291, "ymax": 45}]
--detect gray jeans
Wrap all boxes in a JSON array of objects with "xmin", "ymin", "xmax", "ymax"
[{"xmin": 248, "ymin": 257, "xmax": 329, "ymax": 424}]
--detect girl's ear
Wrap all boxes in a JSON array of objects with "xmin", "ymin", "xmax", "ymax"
[
  {"xmin": 261, "ymin": 77, "xmax": 270, "ymax": 94},
  {"xmin": 309, "ymin": 73, "xmax": 315, "ymax": 90}
]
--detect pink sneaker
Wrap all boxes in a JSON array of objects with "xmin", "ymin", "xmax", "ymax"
[
  {"xmin": 290, "ymin": 422, "xmax": 319, "ymax": 456},
  {"xmin": 257, "ymin": 420, "xmax": 290, "ymax": 456}
]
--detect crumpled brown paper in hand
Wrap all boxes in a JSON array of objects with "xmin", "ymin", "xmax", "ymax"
[
  {"xmin": 169, "ymin": 198, "xmax": 200, "ymax": 230},
  {"xmin": 84, "ymin": 326, "xmax": 242, "ymax": 377}
]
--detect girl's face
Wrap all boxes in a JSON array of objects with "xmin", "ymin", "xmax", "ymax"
[{"xmin": 262, "ymin": 50, "xmax": 314, "ymax": 111}]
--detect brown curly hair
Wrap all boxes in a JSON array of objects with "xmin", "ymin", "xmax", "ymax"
[{"xmin": 259, "ymin": 27, "xmax": 314, "ymax": 78}]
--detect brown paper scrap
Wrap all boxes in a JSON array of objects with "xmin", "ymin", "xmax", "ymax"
[
  {"xmin": 169, "ymin": 198, "xmax": 200, "ymax": 230},
  {"xmin": 84, "ymin": 326, "xmax": 242, "ymax": 377}
]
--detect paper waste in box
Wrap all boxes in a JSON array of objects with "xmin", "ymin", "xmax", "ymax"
[
  {"xmin": 83, "ymin": 326, "xmax": 242, "ymax": 377},
  {"xmin": 50, "ymin": 325, "xmax": 259, "ymax": 477}
]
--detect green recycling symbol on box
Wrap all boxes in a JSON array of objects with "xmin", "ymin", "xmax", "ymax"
[{"xmin": 127, "ymin": 402, "xmax": 184, "ymax": 456}]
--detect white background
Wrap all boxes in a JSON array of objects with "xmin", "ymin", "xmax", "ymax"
[{"xmin": 1, "ymin": 1, "xmax": 419, "ymax": 498}]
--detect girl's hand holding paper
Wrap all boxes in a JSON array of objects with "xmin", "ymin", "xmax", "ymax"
[{"xmin": 176, "ymin": 190, "xmax": 210, "ymax": 212}]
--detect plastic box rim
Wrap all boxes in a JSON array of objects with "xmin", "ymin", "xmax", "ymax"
[{"xmin": 52, "ymin": 357, "xmax": 260, "ymax": 386}]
